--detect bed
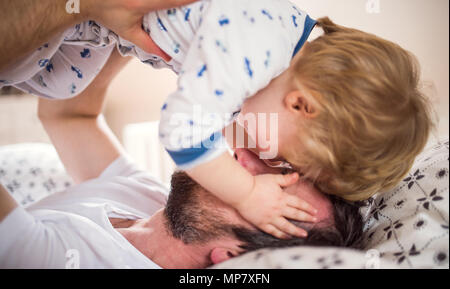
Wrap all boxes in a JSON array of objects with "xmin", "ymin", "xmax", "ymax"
[{"xmin": 0, "ymin": 140, "xmax": 448, "ymax": 269}]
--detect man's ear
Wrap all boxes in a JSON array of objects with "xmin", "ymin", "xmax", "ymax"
[
  {"xmin": 284, "ymin": 90, "xmax": 317, "ymax": 119},
  {"xmin": 210, "ymin": 248, "xmax": 239, "ymax": 265}
]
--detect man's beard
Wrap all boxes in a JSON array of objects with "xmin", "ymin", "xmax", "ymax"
[{"xmin": 164, "ymin": 171, "xmax": 241, "ymax": 244}]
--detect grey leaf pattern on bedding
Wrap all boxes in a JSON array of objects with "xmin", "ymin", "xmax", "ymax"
[{"xmin": 0, "ymin": 143, "xmax": 73, "ymax": 207}]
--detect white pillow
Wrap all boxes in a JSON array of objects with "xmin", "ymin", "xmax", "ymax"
[{"xmin": 0, "ymin": 143, "xmax": 73, "ymax": 207}]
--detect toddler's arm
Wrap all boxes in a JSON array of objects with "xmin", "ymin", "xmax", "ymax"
[{"xmin": 187, "ymin": 152, "xmax": 318, "ymax": 239}]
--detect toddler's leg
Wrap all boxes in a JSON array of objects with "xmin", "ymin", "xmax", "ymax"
[{"xmin": 15, "ymin": 44, "xmax": 115, "ymax": 99}]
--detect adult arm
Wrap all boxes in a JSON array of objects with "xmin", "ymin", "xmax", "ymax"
[
  {"xmin": 0, "ymin": 0, "xmax": 197, "ymax": 70},
  {"xmin": 0, "ymin": 0, "xmax": 82, "ymax": 70},
  {"xmin": 38, "ymin": 49, "xmax": 131, "ymax": 184}
]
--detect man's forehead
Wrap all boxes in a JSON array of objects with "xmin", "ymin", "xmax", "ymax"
[{"xmin": 286, "ymin": 181, "xmax": 333, "ymax": 224}]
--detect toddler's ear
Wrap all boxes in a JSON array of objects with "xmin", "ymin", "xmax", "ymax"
[{"xmin": 284, "ymin": 91, "xmax": 317, "ymax": 119}]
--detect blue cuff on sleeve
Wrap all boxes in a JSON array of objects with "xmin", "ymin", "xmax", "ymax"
[
  {"xmin": 292, "ymin": 15, "xmax": 317, "ymax": 58},
  {"xmin": 166, "ymin": 131, "xmax": 227, "ymax": 169}
]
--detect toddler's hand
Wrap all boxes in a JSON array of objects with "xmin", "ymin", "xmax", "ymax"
[{"xmin": 235, "ymin": 173, "xmax": 318, "ymax": 239}]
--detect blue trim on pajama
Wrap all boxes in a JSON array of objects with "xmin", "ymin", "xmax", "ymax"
[{"xmin": 293, "ymin": 15, "xmax": 317, "ymax": 58}]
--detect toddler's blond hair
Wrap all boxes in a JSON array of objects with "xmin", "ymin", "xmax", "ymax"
[{"xmin": 286, "ymin": 17, "xmax": 433, "ymax": 201}]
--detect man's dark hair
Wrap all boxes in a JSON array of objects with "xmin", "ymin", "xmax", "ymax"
[
  {"xmin": 233, "ymin": 196, "xmax": 366, "ymax": 252},
  {"xmin": 165, "ymin": 172, "xmax": 366, "ymax": 252}
]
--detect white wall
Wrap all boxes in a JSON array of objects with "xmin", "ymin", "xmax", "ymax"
[
  {"xmin": 105, "ymin": 61, "xmax": 177, "ymax": 140},
  {"xmin": 105, "ymin": 0, "xmax": 449, "ymax": 140}
]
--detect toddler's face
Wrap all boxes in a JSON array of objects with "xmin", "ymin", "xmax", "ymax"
[{"xmin": 238, "ymin": 56, "xmax": 303, "ymax": 163}]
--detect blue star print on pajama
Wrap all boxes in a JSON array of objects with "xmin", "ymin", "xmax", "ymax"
[{"xmin": 0, "ymin": 0, "xmax": 316, "ymax": 170}]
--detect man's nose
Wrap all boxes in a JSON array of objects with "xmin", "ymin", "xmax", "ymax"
[
  {"xmin": 234, "ymin": 148, "xmax": 258, "ymax": 175},
  {"xmin": 234, "ymin": 149, "xmax": 250, "ymax": 168},
  {"xmin": 234, "ymin": 148, "xmax": 281, "ymax": 176}
]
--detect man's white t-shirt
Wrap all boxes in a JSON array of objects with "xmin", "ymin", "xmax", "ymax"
[{"xmin": 0, "ymin": 156, "xmax": 168, "ymax": 269}]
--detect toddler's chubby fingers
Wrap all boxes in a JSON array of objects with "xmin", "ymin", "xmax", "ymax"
[
  {"xmin": 262, "ymin": 224, "xmax": 291, "ymax": 240},
  {"xmin": 276, "ymin": 172, "xmax": 299, "ymax": 187},
  {"xmin": 283, "ymin": 207, "xmax": 318, "ymax": 223},
  {"xmin": 273, "ymin": 217, "xmax": 308, "ymax": 238},
  {"xmin": 286, "ymin": 195, "xmax": 318, "ymax": 216}
]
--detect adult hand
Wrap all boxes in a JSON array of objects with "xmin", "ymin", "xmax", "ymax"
[
  {"xmin": 88, "ymin": 0, "xmax": 198, "ymax": 53},
  {"xmin": 0, "ymin": 0, "xmax": 196, "ymax": 71}
]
